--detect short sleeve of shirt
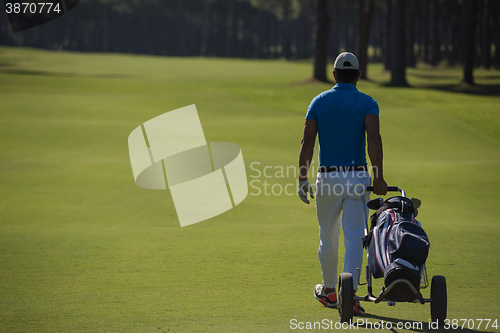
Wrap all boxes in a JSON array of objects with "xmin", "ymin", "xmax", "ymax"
[
  {"xmin": 305, "ymin": 96, "xmax": 318, "ymax": 120},
  {"xmin": 365, "ymin": 96, "xmax": 379, "ymax": 117}
]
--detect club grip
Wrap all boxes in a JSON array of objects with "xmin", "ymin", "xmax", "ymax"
[{"xmin": 366, "ymin": 186, "xmax": 399, "ymax": 192}]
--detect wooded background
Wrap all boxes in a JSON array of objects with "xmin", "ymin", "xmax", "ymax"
[{"xmin": 1, "ymin": 0, "xmax": 498, "ymax": 85}]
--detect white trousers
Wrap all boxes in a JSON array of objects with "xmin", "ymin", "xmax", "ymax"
[{"xmin": 314, "ymin": 171, "xmax": 371, "ymax": 290}]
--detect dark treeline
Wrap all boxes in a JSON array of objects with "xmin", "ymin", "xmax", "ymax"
[
  {"xmin": 1, "ymin": 0, "xmax": 315, "ymax": 59},
  {"xmin": 1, "ymin": 0, "xmax": 499, "ymax": 83}
]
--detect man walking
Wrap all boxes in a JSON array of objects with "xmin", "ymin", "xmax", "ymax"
[{"xmin": 298, "ymin": 52, "xmax": 387, "ymax": 315}]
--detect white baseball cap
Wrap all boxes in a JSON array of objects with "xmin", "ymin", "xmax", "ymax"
[{"xmin": 334, "ymin": 52, "xmax": 359, "ymax": 70}]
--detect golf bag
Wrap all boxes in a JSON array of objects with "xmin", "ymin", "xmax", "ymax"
[{"xmin": 367, "ymin": 196, "xmax": 430, "ymax": 298}]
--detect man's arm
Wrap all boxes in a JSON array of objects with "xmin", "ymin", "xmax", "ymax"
[
  {"xmin": 299, "ymin": 119, "xmax": 317, "ymax": 181},
  {"xmin": 297, "ymin": 119, "xmax": 317, "ymax": 204},
  {"xmin": 365, "ymin": 114, "xmax": 388, "ymax": 195}
]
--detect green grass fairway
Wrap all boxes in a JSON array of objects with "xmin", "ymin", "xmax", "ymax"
[{"xmin": 1, "ymin": 47, "xmax": 499, "ymax": 332}]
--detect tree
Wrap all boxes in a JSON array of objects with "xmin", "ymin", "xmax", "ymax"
[
  {"xmin": 246, "ymin": 0, "xmax": 303, "ymax": 59},
  {"xmin": 427, "ymin": 0, "xmax": 440, "ymax": 66},
  {"xmin": 462, "ymin": 0, "xmax": 478, "ymax": 85},
  {"xmin": 200, "ymin": 0, "xmax": 212, "ymax": 56},
  {"xmin": 480, "ymin": 0, "xmax": 492, "ymax": 69},
  {"xmin": 355, "ymin": 0, "xmax": 375, "ymax": 79},
  {"xmin": 390, "ymin": 0, "xmax": 408, "ymax": 86},
  {"xmin": 493, "ymin": 0, "xmax": 500, "ymax": 68},
  {"xmin": 405, "ymin": 0, "xmax": 416, "ymax": 68},
  {"xmin": 312, "ymin": 0, "xmax": 330, "ymax": 82},
  {"xmin": 446, "ymin": 0, "xmax": 462, "ymax": 66},
  {"xmin": 381, "ymin": 0, "xmax": 391, "ymax": 71},
  {"xmin": 420, "ymin": 0, "xmax": 429, "ymax": 62}
]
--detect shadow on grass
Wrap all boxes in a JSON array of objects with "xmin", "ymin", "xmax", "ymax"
[
  {"xmin": 404, "ymin": 71, "xmax": 500, "ymax": 96},
  {"xmin": 377, "ymin": 81, "xmax": 411, "ymax": 88},
  {"xmin": 411, "ymin": 72, "xmax": 500, "ymax": 81},
  {"xmin": 480, "ymin": 74, "xmax": 500, "ymax": 81},
  {"xmin": 0, "ymin": 67, "xmax": 132, "ymax": 79},
  {"xmin": 375, "ymin": 79, "xmax": 500, "ymax": 96},
  {"xmin": 290, "ymin": 77, "xmax": 334, "ymax": 86},
  {"xmin": 358, "ymin": 313, "xmax": 497, "ymax": 333},
  {"xmin": 419, "ymin": 83, "xmax": 500, "ymax": 96}
]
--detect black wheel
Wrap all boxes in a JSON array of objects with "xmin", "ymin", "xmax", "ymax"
[
  {"xmin": 430, "ymin": 275, "xmax": 447, "ymax": 326},
  {"xmin": 338, "ymin": 273, "xmax": 354, "ymax": 323}
]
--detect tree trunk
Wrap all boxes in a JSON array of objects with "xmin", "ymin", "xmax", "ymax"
[
  {"xmin": 355, "ymin": 0, "xmax": 375, "ymax": 79},
  {"xmin": 405, "ymin": 0, "xmax": 416, "ymax": 67},
  {"xmin": 390, "ymin": 0, "xmax": 408, "ymax": 86},
  {"xmin": 370, "ymin": 9, "xmax": 382, "ymax": 62},
  {"xmin": 422, "ymin": 0, "xmax": 430, "ymax": 63},
  {"xmin": 462, "ymin": 0, "xmax": 477, "ymax": 85},
  {"xmin": 428, "ymin": 1, "xmax": 440, "ymax": 66},
  {"xmin": 200, "ymin": 1, "xmax": 211, "ymax": 56},
  {"xmin": 481, "ymin": 0, "xmax": 492, "ymax": 69},
  {"xmin": 449, "ymin": 0, "xmax": 461, "ymax": 66},
  {"xmin": 281, "ymin": 1, "xmax": 291, "ymax": 60},
  {"xmin": 312, "ymin": 0, "xmax": 330, "ymax": 82},
  {"xmin": 226, "ymin": 1, "xmax": 235, "ymax": 57},
  {"xmin": 382, "ymin": 0, "xmax": 391, "ymax": 71},
  {"xmin": 493, "ymin": 0, "xmax": 500, "ymax": 68},
  {"xmin": 329, "ymin": 20, "xmax": 340, "ymax": 60}
]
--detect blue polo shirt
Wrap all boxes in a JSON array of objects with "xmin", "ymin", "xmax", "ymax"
[{"xmin": 305, "ymin": 83, "xmax": 379, "ymax": 167}]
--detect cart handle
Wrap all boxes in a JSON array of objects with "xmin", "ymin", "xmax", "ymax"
[{"xmin": 366, "ymin": 186, "xmax": 406, "ymax": 197}]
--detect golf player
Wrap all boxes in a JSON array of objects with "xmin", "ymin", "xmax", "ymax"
[{"xmin": 298, "ymin": 52, "xmax": 388, "ymax": 315}]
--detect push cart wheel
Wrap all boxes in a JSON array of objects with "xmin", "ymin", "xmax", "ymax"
[
  {"xmin": 338, "ymin": 273, "xmax": 354, "ymax": 323},
  {"xmin": 430, "ymin": 275, "xmax": 447, "ymax": 326}
]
